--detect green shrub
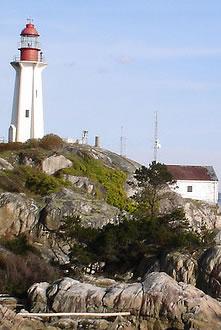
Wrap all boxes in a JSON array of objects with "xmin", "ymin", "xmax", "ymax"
[
  {"xmin": 25, "ymin": 138, "xmax": 41, "ymax": 148},
  {"xmin": 0, "ymin": 170, "xmax": 25, "ymax": 193},
  {"xmin": 25, "ymin": 170, "xmax": 61, "ymax": 195},
  {"xmin": 1, "ymin": 234, "xmax": 36, "ymax": 255},
  {"xmin": 0, "ymin": 166, "xmax": 66, "ymax": 196},
  {"xmin": 63, "ymin": 154, "xmax": 133, "ymax": 211},
  {"xmin": 62, "ymin": 211, "xmax": 212, "ymax": 275},
  {"xmin": 18, "ymin": 149, "xmax": 46, "ymax": 165}
]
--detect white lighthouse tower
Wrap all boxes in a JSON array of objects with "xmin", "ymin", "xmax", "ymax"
[{"xmin": 8, "ymin": 20, "xmax": 47, "ymax": 142}]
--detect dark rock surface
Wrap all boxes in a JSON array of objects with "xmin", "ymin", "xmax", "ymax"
[{"xmin": 40, "ymin": 188, "xmax": 120, "ymax": 231}]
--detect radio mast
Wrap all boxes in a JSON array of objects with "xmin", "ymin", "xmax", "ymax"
[
  {"xmin": 153, "ymin": 111, "xmax": 160, "ymax": 162},
  {"xmin": 120, "ymin": 126, "xmax": 127, "ymax": 157}
]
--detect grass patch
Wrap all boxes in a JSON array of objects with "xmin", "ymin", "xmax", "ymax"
[
  {"xmin": 0, "ymin": 166, "xmax": 67, "ymax": 196},
  {"xmin": 62, "ymin": 153, "xmax": 134, "ymax": 211}
]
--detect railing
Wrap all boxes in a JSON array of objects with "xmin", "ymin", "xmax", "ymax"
[
  {"xmin": 18, "ymin": 41, "xmax": 40, "ymax": 50},
  {"xmin": 12, "ymin": 55, "xmax": 46, "ymax": 63}
]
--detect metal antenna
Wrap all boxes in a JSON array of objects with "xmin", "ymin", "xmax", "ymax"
[
  {"xmin": 120, "ymin": 126, "xmax": 127, "ymax": 157},
  {"xmin": 153, "ymin": 111, "xmax": 159, "ymax": 162},
  {"xmin": 82, "ymin": 130, "xmax": 88, "ymax": 145},
  {"xmin": 120, "ymin": 126, "xmax": 123, "ymax": 156},
  {"xmin": 27, "ymin": 18, "xmax": 33, "ymax": 24},
  {"xmin": 123, "ymin": 137, "xmax": 127, "ymax": 158}
]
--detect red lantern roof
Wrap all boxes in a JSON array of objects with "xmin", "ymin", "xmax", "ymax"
[{"xmin": 20, "ymin": 23, "xmax": 39, "ymax": 37}]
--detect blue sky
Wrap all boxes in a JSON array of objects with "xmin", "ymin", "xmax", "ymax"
[{"xmin": 1, "ymin": 1, "xmax": 221, "ymax": 180}]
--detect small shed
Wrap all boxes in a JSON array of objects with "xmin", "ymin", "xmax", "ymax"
[{"xmin": 166, "ymin": 165, "xmax": 218, "ymax": 204}]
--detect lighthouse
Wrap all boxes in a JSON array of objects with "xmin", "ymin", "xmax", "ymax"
[{"xmin": 8, "ymin": 20, "xmax": 47, "ymax": 142}]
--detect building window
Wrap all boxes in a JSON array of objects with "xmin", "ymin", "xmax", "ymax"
[
  {"xmin": 25, "ymin": 110, "xmax": 30, "ymax": 118},
  {"xmin": 187, "ymin": 186, "xmax": 193, "ymax": 192},
  {"xmin": 36, "ymin": 90, "xmax": 37, "ymax": 98}
]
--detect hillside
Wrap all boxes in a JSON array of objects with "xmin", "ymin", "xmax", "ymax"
[{"xmin": 0, "ymin": 137, "xmax": 221, "ymax": 329}]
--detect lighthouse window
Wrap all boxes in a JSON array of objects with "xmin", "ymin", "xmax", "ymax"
[
  {"xmin": 25, "ymin": 110, "xmax": 30, "ymax": 118},
  {"xmin": 36, "ymin": 90, "xmax": 38, "ymax": 97}
]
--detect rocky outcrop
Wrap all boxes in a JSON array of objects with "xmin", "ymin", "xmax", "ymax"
[
  {"xmin": 40, "ymin": 188, "xmax": 120, "ymax": 231},
  {"xmin": 160, "ymin": 251, "xmax": 197, "ymax": 286},
  {"xmin": 162, "ymin": 193, "xmax": 221, "ymax": 233},
  {"xmin": 42, "ymin": 155, "xmax": 72, "ymax": 175},
  {"xmin": 66, "ymin": 145, "xmax": 141, "ymax": 173},
  {"xmin": 184, "ymin": 200, "xmax": 221, "ymax": 233},
  {"xmin": 0, "ymin": 192, "xmax": 38, "ymax": 237},
  {"xmin": 28, "ymin": 272, "xmax": 221, "ymax": 330},
  {"xmin": 64, "ymin": 174, "xmax": 95, "ymax": 194},
  {"xmin": 0, "ymin": 157, "xmax": 13, "ymax": 170},
  {"xmin": 198, "ymin": 245, "xmax": 221, "ymax": 300}
]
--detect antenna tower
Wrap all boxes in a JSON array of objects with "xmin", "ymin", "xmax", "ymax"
[
  {"xmin": 120, "ymin": 126, "xmax": 127, "ymax": 157},
  {"xmin": 82, "ymin": 130, "xmax": 88, "ymax": 145},
  {"xmin": 153, "ymin": 111, "xmax": 158, "ymax": 162}
]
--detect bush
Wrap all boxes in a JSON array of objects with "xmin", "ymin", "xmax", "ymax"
[
  {"xmin": 40, "ymin": 134, "xmax": 65, "ymax": 150},
  {"xmin": 25, "ymin": 138, "xmax": 41, "ymax": 149},
  {"xmin": 0, "ymin": 142, "xmax": 24, "ymax": 152},
  {"xmin": 1, "ymin": 234, "xmax": 35, "ymax": 255},
  {"xmin": 0, "ymin": 250, "xmax": 59, "ymax": 296},
  {"xmin": 63, "ymin": 211, "xmax": 211, "ymax": 275},
  {"xmin": 0, "ymin": 170, "xmax": 25, "ymax": 193},
  {"xmin": 0, "ymin": 166, "xmax": 65, "ymax": 196},
  {"xmin": 18, "ymin": 149, "xmax": 46, "ymax": 166},
  {"xmin": 25, "ymin": 169, "xmax": 62, "ymax": 195}
]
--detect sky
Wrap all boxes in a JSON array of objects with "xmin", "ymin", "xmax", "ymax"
[{"xmin": 1, "ymin": 1, "xmax": 221, "ymax": 181}]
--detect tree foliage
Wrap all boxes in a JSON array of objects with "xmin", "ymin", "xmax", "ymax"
[
  {"xmin": 59, "ymin": 210, "xmax": 209, "ymax": 275},
  {"xmin": 133, "ymin": 162, "xmax": 176, "ymax": 217},
  {"xmin": 135, "ymin": 162, "xmax": 175, "ymax": 188},
  {"xmin": 55, "ymin": 161, "xmax": 214, "ymax": 276}
]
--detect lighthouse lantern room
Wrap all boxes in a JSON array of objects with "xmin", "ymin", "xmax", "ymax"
[{"xmin": 9, "ymin": 20, "xmax": 47, "ymax": 142}]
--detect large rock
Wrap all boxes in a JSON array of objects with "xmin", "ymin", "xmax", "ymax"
[
  {"xmin": 28, "ymin": 272, "xmax": 221, "ymax": 330},
  {"xmin": 162, "ymin": 193, "xmax": 221, "ymax": 233},
  {"xmin": 198, "ymin": 245, "xmax": 221, "ymax": 300},
  {"xmin": 0, "ymin": 157, "xmax": 13, "ymax": 170},
  {"xmin": 64, "ymin": 174, "xmax": 95, "ymax": 194},
  {"xmin": 160, "ymin": 251, "xmax": 197, "ymax": 286},
  {"xmin": 42, "ymin": 154, "xmax": 72, "ymax": 175},
  {"xmin": 40, "ymin": 188, "xmax": 120, "ymax": 231},
  {"xmin": 0, "ymin": 192, "xmax": 38, "ymax": 237},
  {"xmin": 184, "ymin": 200, "xmax": 221, "ymax": 233}
]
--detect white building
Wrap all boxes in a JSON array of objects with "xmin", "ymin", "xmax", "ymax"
[
  {"xmin": 167, "ymin": 165, "xmax": 218, "ymax": 204},
  {"xmin": 8, "ymin": 21, "xmax": 47, "ymax": 142}
]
